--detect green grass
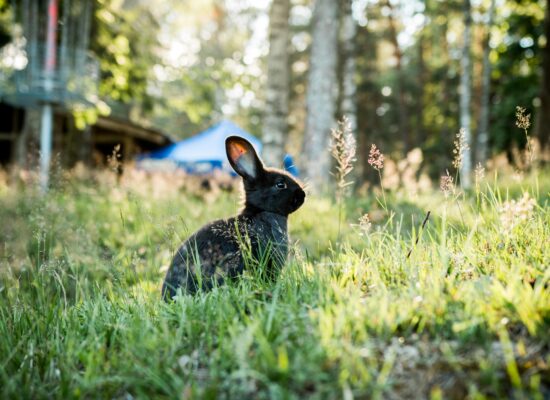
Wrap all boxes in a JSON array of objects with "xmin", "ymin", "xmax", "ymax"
[{"xmin": 0, "ymin": 169, "xmax": 549, "ymax": 399}]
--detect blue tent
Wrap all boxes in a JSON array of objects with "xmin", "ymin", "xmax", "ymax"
[{"xmin": 137, "ymin": 120, "xmax": 262, "ymax": 174}]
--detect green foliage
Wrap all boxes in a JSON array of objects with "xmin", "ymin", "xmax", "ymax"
[
  {"xmin": 0, "ymin": 0, "xmax": 11, "ymax": 48},
  {"xmin": 491, "ymin": 0, "xmax": 546, "ymax": 153},
  {"xmin": 0, "ymin": 169, "xmax": 549, "ymax": 398},
  {"xmin": 91, "ymin": 0, "xmax": 159, "ymax": 108},
  {"xmin": 146, "ymin": 1, "xmax": 266, "ymax": 138},
  {"xmin": 1, "ymin": 0, "xmax": 547, "ymax": 170},
  {"xmin": 352, "ymin": 0, "xmax": 547, "ymax": 179}
]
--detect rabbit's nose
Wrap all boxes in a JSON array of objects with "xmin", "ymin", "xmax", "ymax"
[{"xmin": 293, "ymin": 189, "xmax": 305, "ymax": 208}]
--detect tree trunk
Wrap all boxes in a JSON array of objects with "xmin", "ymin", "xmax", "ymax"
[
  {"xmin": 385, "ymin": 0, "xmax": 410, "ymax": 153},
  {"xmin": 536, "ymin": 0, "xmax": 550, "ymax": 151},
  {"xmin": 339, "ymin": 0, "xmax": 357, "ymax": 136},
  {"xmin": 303, "ymin": 0, "xmax": 339, "ymax": 192},
  {"xmin": 459, "ymin": 0, "xmax": 472, "ymax": 188},
  {"xmin": 476, "ymin": 0, "xmax": 495, "ymax": 166},
  {"xmin": 355, "ymin": 19, "xmax": 375, "ymax": 183},
  {"xmin": 416, "ymin": 28, "xmax": 426, "ymax": 147},
  {"xmin": 440, "ymin": 15, "xmax": 452, "ymax": 146},
  {"xmin": 263, "ymin": 0, "xmax": 290, "ymax": 168}
]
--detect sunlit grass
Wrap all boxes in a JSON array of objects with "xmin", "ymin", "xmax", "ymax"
[{"xmin": 0, "ymin": 168, "xmax": 549, "ymax": 398}]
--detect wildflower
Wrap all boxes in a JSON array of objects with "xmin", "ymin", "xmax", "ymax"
[
  {"xmin": 330, "ymin": 116, "xmax": 356, "ymax": 202},
  {"xmin": 498, "ymin": 192, "xmax": 536, "ymax": 232},
  {"xmin": 515, "ymin": 106, "xmax": 531, "ymax": 130},
  {"xmin": 452, "ymin": 128, "xmax": 470, "ymax": 169},
  {"xmin": 440, "ymin": 170, "xmax": 454, "ymax": 197},
  {"xmin": 368, "ymin": 144, "xmax": 384, "ymax": 170},
  {"xmin": 357, "ymin": 213, "xmax": 372, "ymax": 236}
]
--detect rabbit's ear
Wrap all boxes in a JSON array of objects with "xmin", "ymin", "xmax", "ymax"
[{"xmin": 226, "ymin": 136, "xmax": 264, "ymax": 181}]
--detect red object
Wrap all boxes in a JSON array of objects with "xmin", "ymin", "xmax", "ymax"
[{"xmin": 45, "ymin": 0, "xmax": 58, "ymax": 73}]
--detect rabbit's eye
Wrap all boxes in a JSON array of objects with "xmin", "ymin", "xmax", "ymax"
[{"xmin": 276, "ymin": 181, "xmax": 287, "ymax": 189}]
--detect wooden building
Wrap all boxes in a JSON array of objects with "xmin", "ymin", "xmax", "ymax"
[{"xmin": 0, "ymin": 102, "xmax": 173, "ymax": 167}]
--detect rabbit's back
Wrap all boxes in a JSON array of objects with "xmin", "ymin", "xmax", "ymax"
[
  {"xmin": 162, "ymin": 212, "xmax": 289, "ymax": 299},
  {"xmin": 162, "ymin": 218, "xmax": 241, "ymax": 298}
]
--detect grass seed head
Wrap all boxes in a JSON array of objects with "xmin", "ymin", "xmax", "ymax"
[
  {"xmin": 330, "ymin": 116, "xmax": 357, "ymax": 201},
  {"xmin": 368, "ymin": 144, "xmax": 384, "ymax": 170},
  {"xmin": 440, "ymin": 170, "xmax": 454, "ymax": 198},
  {"xmin": 515, "ymin": 106, "xmax": 531, "ymax": 131},
  {"xmin": 474, "ymin": 163, "xmax": 485, "ymax": 187},
  {"xmin": 357, "ymin": 213, "xmax": 372, "ymax": 236},
  {"xmin": 452, "ymin": 128, "xmax": 470, "ymax": 170}
]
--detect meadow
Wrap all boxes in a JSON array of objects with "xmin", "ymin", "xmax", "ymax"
[{"xmin": 0, "ymin": 162, "xmax": 548, "ymax": 399}]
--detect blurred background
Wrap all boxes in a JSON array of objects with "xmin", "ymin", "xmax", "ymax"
[{"xmin": 0, "ymin": 0, "xmax": 547, "ymax": 190}]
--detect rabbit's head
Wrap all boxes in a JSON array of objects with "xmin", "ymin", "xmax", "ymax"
[{"xmin": 226, "ymin": 136, "xmax": 306, "ymax": 216}]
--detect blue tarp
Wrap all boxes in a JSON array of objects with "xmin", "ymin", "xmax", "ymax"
[{"xmin": 137, "ymin": 120, "xmax": 262, "ymax": 174}]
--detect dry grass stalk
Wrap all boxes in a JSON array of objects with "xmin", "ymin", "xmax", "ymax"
[
  {"xmin": 440, "ymin": 170, "xmax": 455, "ymax": 198},
  {"xmin": 406, "ymin": 211, "xmax": 431, "ymax": 259},
  {"xmin": 357, "ymin": 213, "xmax": 372, "ymax": 236},
  {"xmin": 330, "ymin": 116, "xmax": 356, "ymax": 203},
  {"xmin": 515, "ymin": 106, "xmax": 535, "ymax": 168},
  {"xmin": 452, "ymin": 128, "xmax": 470, "ymax": 170},
  {"xmin": 474, "ymin": 163, "xmax": 485, "ymax": 192}
]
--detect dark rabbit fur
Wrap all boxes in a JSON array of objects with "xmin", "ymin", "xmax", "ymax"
[{"xmin": 162, "ymin": 136, "xmax": 306, "ymax": 299}]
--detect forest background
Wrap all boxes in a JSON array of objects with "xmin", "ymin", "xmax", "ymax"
[{"xmin": 1, "ymin": 0, "xmax": 547, "ymax": 186}]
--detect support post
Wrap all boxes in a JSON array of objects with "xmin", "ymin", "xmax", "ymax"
[
  {"xmin": 40, "ymin": 104, "xmax": 53, "ymax": 190},
  {"xmin": 40, "ymin": 0, "xmax": 58, "ymax": 191}
]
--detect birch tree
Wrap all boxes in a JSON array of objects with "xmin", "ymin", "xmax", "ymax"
[
  {"xmin": 459, "ymin": 0, "xmax": 472, "ymax": 188},
  {"xmin": 416, "ymin": 21, "xmax": 426, "ymax": 145},
  {"xmin": 303, "ymin": 0, "xmax": 339, "ymax": 191},
  {"xmin": 263, "ymin": 0, "xmax": 290, "ymax": 167},
  {"xmin": 476, "ymin": 0, "xmax": 496, "ymax": 165},
  {"xmin": 339, "ymin": 0, "xmax": 357, "ymax": 136}
]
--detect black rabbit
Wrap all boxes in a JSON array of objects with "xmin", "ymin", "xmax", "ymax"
[{"xmin": 162, "ymin": 136, "xmax": 306, "ymax": 299}]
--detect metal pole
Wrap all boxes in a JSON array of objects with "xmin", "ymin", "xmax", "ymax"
[
  {"xmin": 40, "ymin": 104, "xmax": 53, "ymax": 190},
  {"xmin": 40, "ymin": 0, "xmax": 58, "ymax": 191}
]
